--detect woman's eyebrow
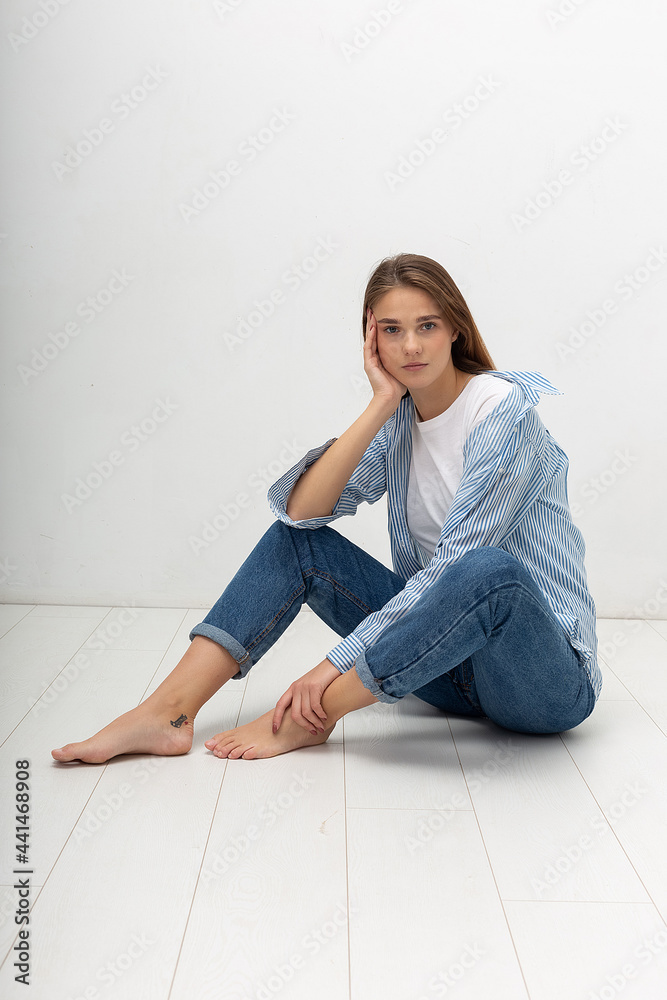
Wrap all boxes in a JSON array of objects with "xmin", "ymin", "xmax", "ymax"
[{"xmin": 377, "ymin": 314, "xmax": 441, "ymax": 323}]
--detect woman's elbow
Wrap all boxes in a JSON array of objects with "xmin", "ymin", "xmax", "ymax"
[{"xmin": 286, "ymin": 500, "xmax": 332, "ymax": 521}]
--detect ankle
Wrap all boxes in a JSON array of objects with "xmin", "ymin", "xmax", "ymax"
[{"xmin": 143, "ymin": 692, "xmax": 200, "ymax": 723}]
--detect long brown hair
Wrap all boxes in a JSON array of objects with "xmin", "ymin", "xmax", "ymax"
[{"xmin": 362, "ymin": 253, "xmax": 495, "ymax": 375}]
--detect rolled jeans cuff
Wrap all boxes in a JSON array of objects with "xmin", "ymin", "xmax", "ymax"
[
  {"xmin": 354, "ymin": 650, "xmax": 402, "ymax": 705},
  {"xmin": 189, "ymin": 623, "xmax": 249, "ymax": 680}
]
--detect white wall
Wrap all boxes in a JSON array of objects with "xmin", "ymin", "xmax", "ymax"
[{"xmin": 1, "ymin": 0, "xmax": 665, "ymax": 618}]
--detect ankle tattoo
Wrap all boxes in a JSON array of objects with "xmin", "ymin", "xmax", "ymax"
[{"xmin": 170, "ymin": 713, "xmax": 188, "ymax": 728}]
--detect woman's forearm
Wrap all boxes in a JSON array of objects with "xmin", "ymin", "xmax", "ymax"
[{"xmin": 286, "ymin": 396, "xmax": 397, "ymax": 520}]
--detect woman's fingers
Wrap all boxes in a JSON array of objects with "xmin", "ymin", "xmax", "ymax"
[
  {"xmin": 291, "ymin": 691, "xmax": 317, "ymax": 734},
  {"xmin": 272, "ymin": 689, "xmax": 292, "ymax": 733},
  {"xmin": 364, "ymin": 309, "xmax": 373, "ymax": 354},
  {"xmin": 302, "ymin": 693, "xmax": 328, "ymax": 730},
  {"xmin": 291, "ymin": 691, "xmax": 318, "ymax": 734},
  {"xmin": 274, "ymin": 679, "xmax": 330, "ymax": 736},
  {"xmin": 290, "ymin": 689, "xmax": 328, "ymax": 733}
]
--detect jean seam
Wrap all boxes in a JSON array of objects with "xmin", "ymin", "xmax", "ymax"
[
  {"xmin": 378, "ymin": 580, "xmax": 558, "ymax": 687},
  {"xmin": 245, "ymin": 582, "xmax": 305, "ymax": 656},
  {"xmin": 302, "ymin": 567, "xmax": 375, "ymax": 616}
]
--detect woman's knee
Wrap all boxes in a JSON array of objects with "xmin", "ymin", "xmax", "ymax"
[
  {"xmin": 458, "ymin": 546, "xmax": 526, "ymax": 581},
  {"xmin": 482, "ymin": 684, "xmax": 597, "ymax": 736},
  {"xmin": 440, "ymin": 547, "xmax": 532, "ymax": 602}
]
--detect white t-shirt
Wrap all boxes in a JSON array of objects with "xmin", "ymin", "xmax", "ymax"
[{"xmin": 406, "ymin": 373, "xmax": 514, "ymax": 564}]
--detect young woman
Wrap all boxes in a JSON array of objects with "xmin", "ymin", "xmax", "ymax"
[{"xmin": 52, "ymin": 253, "xmax": 600, "ymax": 765}]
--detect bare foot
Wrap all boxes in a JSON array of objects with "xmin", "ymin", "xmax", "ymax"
[
  {"xmin": 51, "ymin": 703, "xmax": 193, "ymax": 764},
  {"xmin": 205, "ymin": 710, "xmax": 336, "ymax": 760}
]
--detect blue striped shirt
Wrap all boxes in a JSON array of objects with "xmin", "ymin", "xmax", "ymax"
[{"xmin": 268, "ymin": 370, "xmax": 601, "ymax": 699}]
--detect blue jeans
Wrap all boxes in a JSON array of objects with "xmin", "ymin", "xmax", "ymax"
[{"xmin": 189, "ymin": 522, "xmax": 596, "ymax": 734}]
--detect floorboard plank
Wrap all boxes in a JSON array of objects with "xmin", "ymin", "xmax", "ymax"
[
  {"xmin": 562, "ymin": 700, "xmax": 667, "ymax": 921},
  {"xmin": 0, "ymin": 692, "xmax": 244, "ymax": 1000},
  {"xmin": 0, "ymin": 605, "xmax": 35, "ymax": 636},
  {"xmin": 0, "ymin": 649, "xmax": 169, "ymax": 884},
  {"xmin": 347, "ymin": 808, "xmax": 528, "ymax": 1000},
  {"xmin": 0, "ymin": 616, "xmax": 111, "ymax": 744},
  {"xmin": 505, "ymin": 900, "xmax": 667, "ymax": 1000},
  {"xmin": 170, "ymin": 746, "xmax": 349, "ymax": 1000},
  {"xmin": 597, "ymin": 620, "xmax": 667, "ymax": 734},
  {"xmin": 448, "ymin": 717, "xmax": 649, "ymax": 902},
  {"xmin": 343, "ymin": 696, "xmax": 471, "ymax": 810}
]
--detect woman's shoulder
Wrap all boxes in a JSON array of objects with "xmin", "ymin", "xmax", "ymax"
[
  {"xmin": 467, "ymin": 371, "xmax": 515, "ymax": 402},
  {"xmin": 462, "ymin": 372, "xmax": 515, "ymax": 428},
  {"xmin": 468, "ymin": 370, "xmax": 562, "ymax": 418}
]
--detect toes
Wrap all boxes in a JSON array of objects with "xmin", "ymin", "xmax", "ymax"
[
  {"xmin": 208, "ymin": 735, "xmax": 241, "ymax": 757},
  {"xmin": 207, "ymin": 732, "xmax": 234, "ymax": 750}
]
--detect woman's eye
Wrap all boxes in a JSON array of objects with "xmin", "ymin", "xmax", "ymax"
[{"xmin": 381, "ymin": 323, "xmax": 435, "ymax": 334}]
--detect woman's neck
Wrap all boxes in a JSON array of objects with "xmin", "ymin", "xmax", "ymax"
[{"xmin": 412, "ymin": 367, "xmax": 474, "ymax": 422}]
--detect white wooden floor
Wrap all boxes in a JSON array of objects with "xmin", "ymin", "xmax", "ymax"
[{"xmin": 1, "ymin": 604, "xmax": 666, "ymax": 1000}]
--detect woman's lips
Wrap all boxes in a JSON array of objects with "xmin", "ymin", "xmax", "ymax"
[{"xmin": 403, "ymin": 363, "xmax": 427, "ymax": 370}]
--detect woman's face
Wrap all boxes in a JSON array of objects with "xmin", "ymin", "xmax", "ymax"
[{"xmin": 372, "ymin": 285, "xmax": 458, "ymax": 391}]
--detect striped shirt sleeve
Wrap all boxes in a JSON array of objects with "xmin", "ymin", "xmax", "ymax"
[{"xmin": 267, "ymin": 421, "xmax": 389, "ymax": 528}]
